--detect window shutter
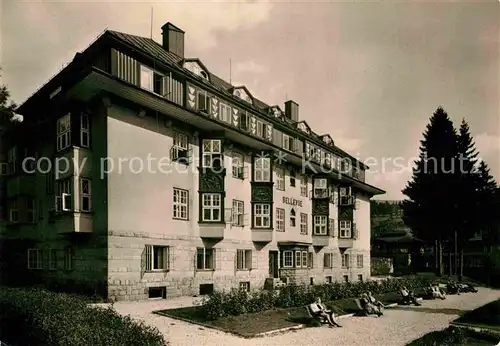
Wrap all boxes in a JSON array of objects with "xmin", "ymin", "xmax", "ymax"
[
  {"xmin": 323, "ymin": 254, "xmax": 328, "ymax": 268},
  {"xmin": 279, "ymin": 252, "xmax": 283, "ymax": 268},
  {"xmin": 215, "ymin": 249, "xmax": 221, "ymax": 270},
  {"xmin": 234, "ymin": 250, "xmax": 238, "ymax": 274},
  {"xmin": 141, "ymin": 246, "xmax": 147, "ymax": 278},
  {"xmin": 243, "ymin": 214, "xmax": 249, "ymax": 226},
  {"xmin": 248, "ymin": 250, "xmax": 255, "ymax": 269},
  {"xmin": 167, "ymin": 246, "xmax": 174, "ymax": 270}
]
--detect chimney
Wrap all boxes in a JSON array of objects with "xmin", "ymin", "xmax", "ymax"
[
  {"xmin": 161, "ymin": 22, "xmax": 185, "ymax": 58},
  {"xmin": 285, "ymin": 100, "xmax": 299, "ymax": 122}
]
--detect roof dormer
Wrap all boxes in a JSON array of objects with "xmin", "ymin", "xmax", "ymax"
[
  {"xmin": 269, "ymin": 105, "xmax": 284, "ymax": 119},
  {"xmin": 182, "ymin": 58, "xmax": 210, "ymax": 81},
  {"xmin": 297, "ymin": 121, "xmax": 311, "ymax": 135},
  {"xmin": 320, "ymin": 134, "xmax": 334, "ymax": 146},
  {"xmin": 231, "ymin": 86, "xmax": 253, "ymax": 104}
]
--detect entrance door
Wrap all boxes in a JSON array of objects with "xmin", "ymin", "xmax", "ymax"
[{"xmin": 269, "ymin": 251, "xmax": 279, "ymax": 278}]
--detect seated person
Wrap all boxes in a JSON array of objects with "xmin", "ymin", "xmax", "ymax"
[
  {"xmin": 400, "ymin": 286, "xmax": 422, "ymax": 306},
  {"xmin": 360, "ymin": 293, "xmax": 383, "ymax": 317},
  {"xmin": 367, "ymin": 291, "xmax": 385, "ymax": 310},
  {"xmin": 308, "ymin": 298, "xmax": 342, "ymax": 327},
  {"xmin": 429, "ymin": 284, "xmax": 446, "ymax": 300},
  {"xmin": 446, "ymin": 281, "xmax": 461, "ymax": 295}
]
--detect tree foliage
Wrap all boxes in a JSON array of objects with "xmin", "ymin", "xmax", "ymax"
[{"xmin": 0, "ymin": 67, "xmax": 20, "ymax": 130}]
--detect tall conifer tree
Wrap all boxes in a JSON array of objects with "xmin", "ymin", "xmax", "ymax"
[{"xmin": 402, "ymin": 107, "xmax": 457, "ymax": 276}]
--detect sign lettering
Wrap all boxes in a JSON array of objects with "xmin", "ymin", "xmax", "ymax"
[{"xmin": 282, "ymin": 197, "xmax": 303, "ymax": 208}]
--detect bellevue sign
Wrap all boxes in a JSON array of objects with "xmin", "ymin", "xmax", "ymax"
[{"xmin": 282, "ymin": 196, "xmax": 303, "ymax": 208}]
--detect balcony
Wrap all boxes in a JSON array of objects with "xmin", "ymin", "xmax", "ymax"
[
  {"xmin": 312, "ymin": 235, "xmax": 329, "ymax": 246},
  {"xmin": 199, "ymin": 224, "xmax": 225, "ymax": 239},
  {"xmin": 339, "ymin": 195, "xmax": 355, "ymax": 206},
  {"xmin": 337, "ymin": 226, "xmax": 358, "ymax": 248},
  {"xmin": 252, "ymin": 228, "xmax": 273, "ymax": 243}
]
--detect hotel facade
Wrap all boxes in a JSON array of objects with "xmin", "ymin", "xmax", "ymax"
[{"xmin": 0, "ymin": 22, "xmax": 385, "ymax": 300}]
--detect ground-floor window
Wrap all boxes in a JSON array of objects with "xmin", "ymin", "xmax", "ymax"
[
  {"xmin": 283, "ymin": 250, "xmax": 293, "ymax": 267},
  {"xmin": 239, "ymin": 281, "xmax": 250, "ymax": 292},
  {"xmin": 27, "ymin": 249, "xmax": 42, "ymax": 269},
  {"xmin": 64, "ymin": 246, "xmax": 74, "ymax": 271},
  {"xmin": 144, "ymin": 245, "xmax": 170, "ymax": 271},
  {"xmin": 356, "ymin": 254, "xmax": 363, "ymax": 268},
  {"xmin": 197, "ymin": 247, "xmax": 215, "ymax": 270},
  {"xmin": 324, "ymin": 253, "xmax": 333, "ymax": 268},
  {"xmin": 294, "ymin": 250, "xmax": 308, "ymax": 268},
  {"xmin": 236, "ymin": 249, "xmax": 252, "ymax": 270}
]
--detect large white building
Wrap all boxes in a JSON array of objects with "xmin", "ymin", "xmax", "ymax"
[{"xmin": 0, "ymin": 22, "xmax": 385, "ymax": 300}]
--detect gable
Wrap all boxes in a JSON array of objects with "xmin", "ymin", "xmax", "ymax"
[
  {"xmin": 297, "ymin": 121, "xmax": 311, "ymax": 134},
  {"xmin": 233, "ymin": 86, "xmax": 252, "ymax": 104},
  {"xmin": 269, "ymin": 105, "xmax": 284, "ymax": 119},
  {"xmin": 321, "ymin": 134, "xmax": 334, "ymax": 145},
  {"xmin": 183, "ymin": 60, "xmax": 209, "ymax": 80}
]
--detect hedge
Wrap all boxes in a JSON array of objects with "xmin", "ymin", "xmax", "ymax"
[
  {"xmin": 200, "ymin": 275, "xmax": 432, "ymax": 320},
  {"xmin": 0, "ymin": 287, "xmax": 166, "ymax": 346}
]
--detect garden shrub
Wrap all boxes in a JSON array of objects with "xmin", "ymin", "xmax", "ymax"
[
  {"xmin": 201, "ymin": 275, "xmax": 432, "ymax": 319},
  {"xmin": 0, "ymin": 287, "xmax": 166, "ymax": 346}
]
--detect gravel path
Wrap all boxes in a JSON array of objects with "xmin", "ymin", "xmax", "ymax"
[{"xmin": 111, "ymin": 287, "xmax": 500, "ymax": 346}]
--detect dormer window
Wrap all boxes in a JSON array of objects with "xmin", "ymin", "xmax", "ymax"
[
  {"xmin": 233, "ymin": 87, "xmax": 252, "ymax": 104},
  {"xmin": 183, "ymin": 60, "xmax": 209, "ymax": 81},
  {"xmin": 199, "ymin": 70, "xmax": 208, "ymax": 80}
]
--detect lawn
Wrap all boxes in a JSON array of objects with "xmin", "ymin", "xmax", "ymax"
[
  {"xmin": 453, "ymin": 299, "xmax": 500, "ymax": 333},
  {"xmin": 154, "ymin": 291, "xmax": 404, "ymax": 338},
  {"xmin": 407, "ymin": 326, "xmax": 499, "ymax": 346}
]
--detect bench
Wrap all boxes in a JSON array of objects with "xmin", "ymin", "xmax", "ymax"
[
  {"xmin": 305, "ymin": 305, "xmax": 327, "ymax": 324},
  {"xmin": 354, "ymin": 298, "xmax": 380, "ymax": 316}
]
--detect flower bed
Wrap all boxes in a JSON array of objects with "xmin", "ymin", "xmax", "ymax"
[
  {"xmin": 200, "ymin": 275, "xmax": 432, "ymax": 320},
  {"xmin": 0, "ymin": 287, "xmax": 166, "ymax": 346}
]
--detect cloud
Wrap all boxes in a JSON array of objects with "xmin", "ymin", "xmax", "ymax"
[
  {"xmin": 234, "ymin": 60, "xmax": 267, "ymax": 74},
  {"xmin": 475, "ymin": 133, "xmax": 500, "ymax": 156}
]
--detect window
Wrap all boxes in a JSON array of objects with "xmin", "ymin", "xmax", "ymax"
[
  {"xmin": 256, "ymin": 120, "xmax": 268, "ymax": 139},
  {"xmin": 339, "ymin": 220, "xmax": 352, "ymax": 238},
  {"xmin": 357, "ymin": 254, "xmax": 364, "ymax": 268},
  {"xmin": 358, "ymin": 274, "xmax": 363, "ymax": 282},
  {"xmin": 144, "ymin": 245, "xmax": 170, "ymax": 271},
  {"xmin": 300, "ymin": 213, "xmax": 308, "ymax": 234},
  {"xmin": 171, "ymin": 132, "xmax": 189, "ymax": 163},
  {"xmin": 239, "ymin": 111, "xmax": 249, "ymax": 131},
  {"xmin": 275, "ymin": 168, "xmax": 285, "ymax": 190},
  {"xmin": 324, "ymin": 253, "xmax": 333, "ymax": 269},
  {"xmin": 80, "ymin": 113, "xmax": 90, "ymax": 148},
  {"xmin": 314, "ymin": 215, "xmax": 328, "ymax": 235},
  {"xmin": 56, "ymin": 179, "xmax": 71, "ymax": 212},
  {"xmin": 219, "ymin": 103, "xmax": 231, "ymax": 123},
  {"xmin": 80, "ymin": 179, "xmax": 91, "ymax": 212},
  {"xmin": 290, "ymin": 170, "xmax": 296, "ymax": 187},
  {"xmin": 173, "ymin": 188, "xmax": 188, "ymax": 220},
  {"xmin": 276, "ymin": 208, "xmax": 285, "ymax": 231},
  {"xmin": 27, "ymin": 249, "xmax": 42, "ymax": 269},
  {"xmin": 140, "ymin": 65, "xmax": 153, "ymax": 90},
  {"xmin": 236, "ymin": 249, "xmax": 252, "ymax": 270},
  {"xmin": 283, "ymin": 251, "xmax": 293, "ymax": 268},
  {"xmin": 197, "ymin": 248, "xmax": 214, "ymax": 270},
  {"xmin": 294, "ymin": 251, "xmax": 308, "ymax": 268},
  {"xmin": 202, "ymin": 139, "xmax": 222, "ymax": 168},
  {"xmin": 197, "ymin": 90, "xmax": 210, "ymax": 112},
  {"xmin": 290, "ymin": 209, "xmax": 296, "ymax": 227},
  {"xmin": 232, "ymin": 153, "xmax": 244, "ymax": 179},
  {"xmin": 282, "ymin": 134, "xmax": 294, "ymax": 152},
  {"xmin": 254, "ymin": 204, "xmax": 270, "ymax": 228},
  {"xmin": 8, "ymin": 199, "xmax": 18, "ymax": 222},
  {"xmin": 254, "ymin": 156, "xmax": 271, "ymax": 182},
  {"xmin": 49, "ymin": 249, "xmax": 57, "ymax": 270},
  {"xmin": 300, "ymin": 176, "xmax": 308, "ymax": 197},
  {"xmin": 202, "ymin": 193, "xmax": 221, "ymax": 222},
  {"xmin": 7, "ymin": 147, "xmax": 16, "ymax": 174},
  {"xmin": 339, "ymin": 187, "xmax": 351, "ymax": 196},
  {"xmin": 239, "ymin": 281, "xmax": 250, "ymax": 292},
  {"xmin": 232, "ymin": 200, "xmax": 244, "ymax": 226},
  {"xmin": 343, "ymin": 275, "xmax": 349, "ymax": 283},
  {"xmin": 342, "ymin": 253, "xmax": 349, "ymax": 268},
  {"xmin": 64, "ymin": 246, "xmax": 74, "ymax": 271},
  {"xmin": 326, "ymin": 276, "xmax": 332, "ymax": 283},
  {"xmin": 153, "ymin": 71, "xmax": 163, "ymax": 94},
  {"xmin": 26, "ymin": 198, "xmax": 36, "ymax": 223},
  {"xmin": 56, "ymin": 113, "xmax": 71, "ymax": 151},
  {"xmin": 314, "ymin": 178, "xmax": 328, "ymax": 198}
]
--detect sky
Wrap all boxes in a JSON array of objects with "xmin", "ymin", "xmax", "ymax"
[{"xmin": 1, "ymin": 0, "xmax": 499, "ymax": 200}]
